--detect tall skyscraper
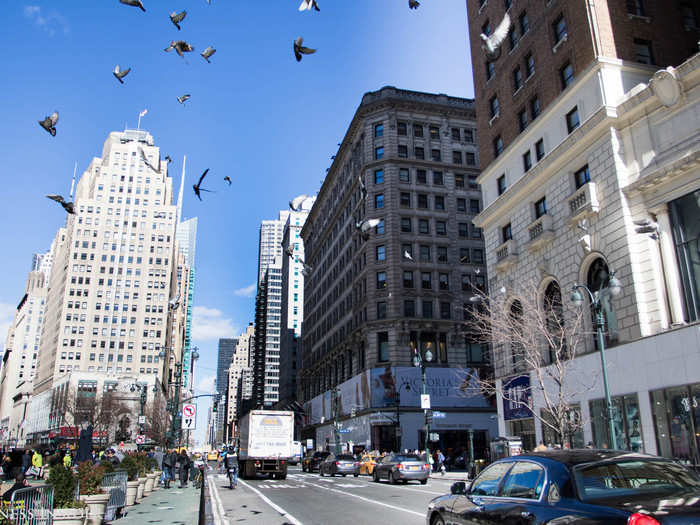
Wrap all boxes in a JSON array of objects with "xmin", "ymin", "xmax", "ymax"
[
  {"xmin": 215, "ymin": 338, "xmax": 237, "ymax": 444},
  {"xmin": 257, "ymin": 211, "xmax": 289, "ymax": 286}
]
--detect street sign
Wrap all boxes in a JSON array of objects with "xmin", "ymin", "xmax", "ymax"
[
  {"xmin": 182, "ymin": 403, "xmax": 197, "ymax": 430},
  {"xmin": 138, "ymin": 415, "xmax": 146, "ymax": 424},
  {"xmin": 306, "ymin": 439, "xmax": 313, "ymax": 450},
  {"xmin": 135, "ymin": 434, "xmax": 145, "ymax": 445},
  {"xmin": 429, "ymin": 432, "xmax": 440, "ymax": 442},
  {"xmin": 432, "ymin": 411, "xmax": 446, "ymax": 419},
  {"xmin": 338, "ymin": 428, "xmax": 350, "ymax": 434},
  {"xmin": 421, "ymin": 394, "xmax": 431, "ymax": 409}
]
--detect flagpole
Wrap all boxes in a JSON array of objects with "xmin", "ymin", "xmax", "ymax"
[{"xmin": 137, "ymin": 113, "xmax": 142, "ymax": 130}]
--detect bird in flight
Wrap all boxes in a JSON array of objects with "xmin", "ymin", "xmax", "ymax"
[
  {"xmin": 358, "ymin": 175, "xmax": 367, "ymax": 202},
  {"xmin": 169, "ymin": 10, "xmax": 187, "ymax": 30},
  {"xmin": 164, "ymin": 155, "xmax": 173, "ymax": 164},
  {"xmin": 298, "ymin": 0, "xmax": 320, "ymax": 11},
  {"xmin": 113, "ymin": 65, "xmax": 131, "ymax": 84},
  {"xmin": 165, "ymin": 40, "xmax": 194, "ymax": 58},
  {"xmin": 201, "ymin": 47, "xmax": 216, "ymax": 63},
  {"xmin": 403, "ymin": 250, "xmax": 413, "ymax": 260},
  {"xmin": 119, "ymin": 0, "xmax": 146, "ymax": 11},
  {"xmin": 46, "ymin": 194, "xmax": 75, "ymax": 214},
  {"xmin": 285, "ymin": 246, "xmax": 294, "ymax": 258},
  {"xmin": 193, "ymin": 169, "xmax": 212, "ymax": 200},
  {"xmin": 289, "ymin": 194, "xmax": 309, "ymax": 211},
  {"xmin": 177, "ymin": 94, "xmax": 191, "ymax": 105},
  {"xmin": 223, "ymin": 176, "xmax": 232, "ymax": 185},
  {"xmin": 409, "ymin": 0, "xmax": 420, "ymax": 8},
  {"xmin": 481, "ymin": 12, "xmax": 511, "ymax": 60},
  {"xmin": 356, "ymin": 218, "xmax": 380, "ymax": 240},
  {"xmin": 293, "ymin": 37, "xmax": 316, "ymax": 62},
  {"xmin": 138, "ymin": 147, "xmax": 160, "ymax": 173},
  {"xmin": 38, "ymin": 111, "xmax": 59, "ymax": 136}
]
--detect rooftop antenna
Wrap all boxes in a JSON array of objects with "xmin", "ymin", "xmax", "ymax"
[
  {"xmin": 137, "ymin": 109, "xmax": 148, "ymax": 131},
  {"xmin": 69, "ymin": 162, "xmax": 77, "ymax": 200},
  {"xmin": 176, "ymin": 155, "xmax": 186, "ymax": 224}
]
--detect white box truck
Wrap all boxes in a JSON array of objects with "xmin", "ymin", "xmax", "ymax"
[{"xmin": 238, "ymin": 410, "xmax": 294, "ymax": 479}]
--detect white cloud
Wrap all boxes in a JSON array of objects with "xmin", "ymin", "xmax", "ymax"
[
  {"xmin": 0, "ymin": 303, "xmax": 15, "ymax": 352},
  {"xmin": 233, "ymin": 283, "xmax": 256, "ymax": 298},
  {"xmin": 197, "ymin": 374, "xmax": 216, "ymax": 393},
  {"xmin": 24, "ymin": 5, "xmax": 69, "ymax": 36},
  {"xmin": 191, "ymin": 306, "xmax": 237, "ymax": 341}
]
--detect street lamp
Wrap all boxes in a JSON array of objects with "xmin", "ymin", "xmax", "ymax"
[
  {"xmin": 571, "ymin": 270, "xmax": 622, "ymax": 450},
  {"xmin": 160, "ymin": 346, "xmax": 199, "ymax": 447},
  {"xmin": 394, "ymin": 380, "xmax": 411, "ymax": 452},
  {"xmin": 412, "ymin": 343, "xmax": 434, "ymax": 460}
]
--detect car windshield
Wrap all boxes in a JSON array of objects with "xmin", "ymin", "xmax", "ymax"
[
  {"xmin": 575, "ymin": 459, "xmax": 700, "ymax": 501},
  {"xmin": 314, "ymin": 452, "xmax": 330, "ymax": 458},
  {"xmin": 393, "ymin": 455, "xmax": 421, "ymax": 462},
  {"xmin": 337, "ymin": 455, "xmax": 355, "ymax": 460}
]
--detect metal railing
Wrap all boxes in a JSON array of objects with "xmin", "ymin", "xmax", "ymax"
[
  {"xmin": 2, "ymin": 485, "xmax": 54, "ymax": 525},
  {"xmin": 101, "ymin": 470, "xmax": 128, "ymax": 522}
]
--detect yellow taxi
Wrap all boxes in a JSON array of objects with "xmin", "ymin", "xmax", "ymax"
[
  {"xmin": 358, "ymin": 452, "xmax": 380, "ymax": 475},
  {"xmin": 207, "ymin": 451, "xmax": 219, "ymax": 461}
]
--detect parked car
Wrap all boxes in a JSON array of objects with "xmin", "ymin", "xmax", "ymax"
[
  {"xmin": 302, "ymin": 451, "xmax": 329, "ymax": 472},
  {"xmin": 359, "ymin": 452, "xmax": 380, "ymax": 475},
  {"xmin": 425, "ymin": 450, "xmax": 700, "ymax": 525},
  {"xmin": 373, "ymin": 453, "xmax": 430, "ymax": 485},
  {"xmin": 207, "ymin": 451, "xmax": 219, "ymax": 461},
  {"xmin": 319, "ymin": 454, "xmax": 360, "ymax": 477}
]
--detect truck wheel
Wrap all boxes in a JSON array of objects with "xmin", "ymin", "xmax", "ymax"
[
  {"xmin": 320, "ymin": 469, "xmax": 324, "ymax": 477},
  {"xmin": 342, "ymin": 474, "xmax": 346, "ymax": 477},
  {"xmin": 279, "ymin": 473, "xmax": 287, "ymax": 480},
  {"xmin": 353, "ymin": 474, "xmax": 359, "ymax": 478},
  {"xmin": 390, "ymin": 472, "xmax": 398, "ymax": 485},
  {"xmin": 420, "ymin": 479, "xmax": 427, "ymax": 485},
  {"xmin": 373, "ymin": 470, "xmax": 379, "ymax": 483}
]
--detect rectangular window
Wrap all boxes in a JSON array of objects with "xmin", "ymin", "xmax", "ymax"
[
  {"xmin": 464, "ymin": 129, "xmax": 474, "ymax": 143},
  {"xmin": 553, "ymin": 14, "xmax": 567, "ymax": 44},
  {"xmin": 419, "ymin": 245, "xmax": 430, "ymax": 262},
  {"xmin": 455, "ymin": 174, "xmax": 465, "ymax": 188},
  {"xmin": 397, "ymin": 122, "xmax": 407, "ymax": 135},
  {"xmin": 525, "ymin": 52, "xmax": 535, "ymax": 77},
  {"xmin": 415, "ymin": 147, "xmax": 425, "ymax": 160},
  {"xmin": 418, "ymin": 194, "xmax": 428, "ymax": 209},
  {"xmin": 470, "ymin": 199, "xmax": 481, "ymax": 214},
  {"xmin": 377, "ymin": 332, "xmax": 389, "ymax": 362},
  {"xmin": 523, "ymin": 150, "xmax": 532, "ymax": 172},
  {"xmin": 493, "ymin": 136, "xmax": 503, "ymax": 158},
  {"xmin": 451, "ymin": 128, "xmax": 461, "ymax": 140},
  {"xmin": 566, "ymin": 106, "xmax": 580, "ymax": 133},
  {"xmin": 681, "ymin": 3, "xmax": 698, "ymax": 28},
  {"xmin": 513, "ymin": 67, "xmax": 523, "ymax": 92},
  {"xmin": 400, "ymin": 192, "xmax": 411, "ymax": 207},
  {"xmin": 401, "ymin": 217, "xmax": 412, "ymax": 232},
  {"xmin": 669, "ymin": 191, "xmax": 700, "ymax": 321},
  {"xmin": 375, "ymin": 193, "xmax": 384, "ymax": 208},
  {"xmin": 375, "ymin": 146, "xmax": 384, "ymax": 160},
  {"xmin": 502, "ymin": 223, "xmax": 513, "ymax": 242},
  {"xmin": 374, "ymin": 123, "xmax": 384, "ymax": 137},
  {"xmin": 457, "ymin": 198, "xmax": 467, "ymax": 212},
  {"xmin": 535, "ymin": 139, "xmax": 545, "ymax": 161},
  {"xmin": 419, "ymin": 219, "xmax": 430, "ymax": 234},
  {"xmin": 413, "ymin": 124, "xmax": 423, "ymax": 137},
  {"xmin": 518, "ymin": 109, "xmax": 528, "ymax": 132},
  {"xmin": 439, "ymin": 273, "xmax": 449, "ymax": 290},
  {"xmin": 497, "ymin": 175, "xmax": 507, "ymax": 196},
  {"xmin": 519, "ymin": 11, "xmax": 529, "ymax": 34},
  {"xmin": 626, "ymin": 0, "xmax": 645, "ymax": 16},
  {"xmin": 489, "ymin": 96, "xmax": 500, "ymax": 118},
  {"xmin": 634, "ymin": 38, "xmax": 654, "ymax": 64},
  {"xmin": 535, "ymin": 197, "xmax": 547, "ymax": 218},
  {"xmin": 508, "ymin": 27, "xmax": 518, "ymax": 51},
  {"xmin": 421, "ymin": 271, "xmax": 432, "ymax": 289},
  {"xmin": 437, "ymin": 246, "xmax": 448, "ymax": 263},
  {"xmin": 435, "ymin": 195, "xmax": 445, "ymax": 210},
  {"xmin": 404, "ymin": 300, "xmax": 415, "ymax": 317},
  {"xmin": 431, "ymin": 149, "xmax": 441, "ymax": 162},
  {"xmin": 417, "ymin": 169, "xmax": 427, "ymax": 184},
  {"xmin": 376, "ymin": 245, "xmax": 386, "ymax": 261},
  {"xmin": 574, "ymin": 165, "xmax": 590, "ymax": 189},
  {"xmin": 376, "ymin": 271, "xmax": 387, "ymax": 289},
  {"xmin": 440, "ymin": 302, "xmax": 451, "ymax": 320},
  {"xmin": 374, "ymin": 169, "xmax": 384, "ymax": 184},
  {"xmin": 377, "ymin": 301, "xmax": 387, "ymax": 320},
  {"xmin": 399, "ymin": 168, "xmax": 409, "ymax": 182},
  {"xmin": 453, "ymin": 151, "xmax": 463, "ymax": 164},
  {"xmin": 466, "ymin": 152, "xmax": 475, "ymax": 165},
  {"xmin": 429, "ymin": 126, "xmax": 440, "ymax": 139},
  {"xmin": 422, "ymin": 300, "xmax": 433, "ymax": 319},
  {"xmin": 376, "ymin": 219, "xmax": 385, "ymax": 235},
  {"xmin": 459, "ymin": 223, "xmax": 469, "ymax": 238},
  {"xmin": 473, "ymin": 248, "xmax": 484, "ymax": 263},
  {"xmin": 402, "ymin": 243, "xmax": 413, "ymax": 259},
  {"xmin": 403, "ymin": 271, "xmax": 414, "ymax": 288},
  {"xmin": 460, "ymin": 248, "xmax": 470, "ymax": 264},
  {"xmin": 560, "ymin": 62, "xmax": 574, "ymax": 89},
  {"xmin": 436, "ymin": 221, "xmax": 447, "ymax": 236},
  {"xmin": 398, "ymin": 145, "xmax": 408, "ymax": 158}
]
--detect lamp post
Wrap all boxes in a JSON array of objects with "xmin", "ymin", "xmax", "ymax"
[
  {"xmin": 160, "ymin": 346, "xmax": 200, "ymax": 447},
  {"xmin": 331, "ymin": 387, "xmax": 341, "ymax": 454},
  {"xmin": 571, "ymin": 271, "xmax": 622, "ymax": 450},
  {"xmin": 412, "ymin": 343, "xmax": 434, "ymax": 460},
  {"xmin": 394, "ymin": 380, "xmax": 411, "ymax": 452}
]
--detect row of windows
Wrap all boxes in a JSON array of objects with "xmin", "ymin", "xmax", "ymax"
[
  {"xmin": 373, "ymin": 168, "xmax": 479, "ymax": 189},
  {"xmin": 376, "ymin": 122, "xmax": 475, "ymax": 143},
  {"xmin": 374, "ymin": 191, "xmax": 481, "ymax": 213},
  {"xmin": 375, "ymin": 244, "xmax": 485, "ymax": 264},
  {"xmin": 376, "ymin": 299, "xmax": 454, "ymax": 320}
]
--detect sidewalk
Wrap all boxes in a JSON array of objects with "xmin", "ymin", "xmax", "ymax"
[{"xmin": 116, "ymin": 483, "xmax": 200, "ymax": 525}]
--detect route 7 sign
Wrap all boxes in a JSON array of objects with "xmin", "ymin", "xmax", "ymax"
[{"xmin": 181, "ymin": 403, "xmax": 196, "ymax": 430}]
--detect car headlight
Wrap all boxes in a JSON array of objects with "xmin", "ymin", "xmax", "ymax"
[{"xmin": 428, "ymin": 502, "xmax": 435, "ymax": 510}]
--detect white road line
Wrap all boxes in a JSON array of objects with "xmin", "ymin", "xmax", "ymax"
[
  {"xmin": 302, "ymin": 479, "xmax": 425, "ymax": 517},
  {"xmin": 238, "ymin": 479, "xmax": 304, "ymax": 525},
  {"xmin": 209, "ymin": 474, "xmax": 230, "ymax": 525}
]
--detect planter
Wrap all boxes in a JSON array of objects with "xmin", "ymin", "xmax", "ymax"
[
  {"xmin": 125, "ymin": 480, "xmax": 139, "ymax": 507},
  {"xmin": 152, "ymin": 470, "xmax": 162, "ymax": 491},
  {"xmin": 136, "ymin": 476, "xmax": 147, "ymax": 500},
  {"xmin": 80, "ymin": 493, "xmax": 109, "ymax": 525},
  {"xmin": 53, "ymin": 507, "xmax": 87, "ymax": 525},
  {"xmin": 144, "ymin": 473, "xmax": 155, "ymax": 495}
]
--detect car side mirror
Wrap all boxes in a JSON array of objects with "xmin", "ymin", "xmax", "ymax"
[{"xmin": 451, "ymin": 481, "xmax": 469, "ymax": 495}]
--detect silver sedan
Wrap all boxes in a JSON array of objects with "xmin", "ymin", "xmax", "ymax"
[
  {"xmin": 319, "ymin": 453, "xmax": 360, "ymax": 477},
  {"xmin": 373, "ymin": 454, "xmax": 430, "ymax": 484}
]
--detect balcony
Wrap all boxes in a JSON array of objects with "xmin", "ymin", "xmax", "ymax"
[
  {"xmin": 526, "ymin": 214, "xmax": 555, "ymax": 251},
  {"xmin": 495, "ymin": 239, "xmax": 519, "ymax": 272},
  {"xmin": 567, "ymin": 182, "xmax": 599, "ymax": 224}
]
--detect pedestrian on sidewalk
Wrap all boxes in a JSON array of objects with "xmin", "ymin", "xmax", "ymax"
[
  {"xmin": 178, "ymin": 449, "xmax": 190, "ymax": 488},
  {"xmin": 2, "ymin": 473, "xmax": 28, "ymax": 502}
]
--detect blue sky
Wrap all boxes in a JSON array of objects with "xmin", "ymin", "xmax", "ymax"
[{"xmin": 0, "ymin": 1, "xmax": 475, "ymax": 444}]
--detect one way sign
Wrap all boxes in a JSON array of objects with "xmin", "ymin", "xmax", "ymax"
[{"xmin": 181, "ymin": 403, "xmax": 196, "ymax": 430}]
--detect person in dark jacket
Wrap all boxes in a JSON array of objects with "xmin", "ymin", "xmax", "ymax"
[
  {"xmin": 2, "ymin": 473, "xmax": 28, "ymax": 502},
  {"xmin": 21, "ymin": 450, "xmax": 31, "ymax": 474},
  {"xmin": 162, "ymin": 449, "xmax": 174, "ymax": 488},
  {"xmin": 178, "ymin": 450, "xmax": 190, "ymax": 488}
]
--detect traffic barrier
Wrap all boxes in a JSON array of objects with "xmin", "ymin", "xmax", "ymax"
[
  {"xmin": 101, "ymin": 470, "xmax": 128, "ymax": 522},
  {"xmin": 3, "ymin": 485, "xmax": 54, "ymax": 525}
]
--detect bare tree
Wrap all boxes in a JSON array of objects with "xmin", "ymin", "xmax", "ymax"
[
  {"xmin": 459, "ymin": 279, "xmax": 594, "ymax": 447},
  {"xmin": 145, "ymin": 393, "xmax": 169, "ymax": 446},
  {"xmin": 63, "ymin": 387, "xmax": 130, "ymax": 444}
]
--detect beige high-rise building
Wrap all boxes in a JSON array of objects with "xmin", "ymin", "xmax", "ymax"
[
  {"xmin": 29, "ymin": 129, "xmax": 179, "ymax": 440},
  {"xmin": 225, "ymin": 324, "xmax": 255, "ymax": 439}
]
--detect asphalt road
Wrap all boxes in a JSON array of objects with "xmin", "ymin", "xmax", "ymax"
[{"xmin": 209, "ymin": 464, "xmax": 462, "ymax": 525}]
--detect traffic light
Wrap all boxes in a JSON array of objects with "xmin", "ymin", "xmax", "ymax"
[{"xmin": 213, "ymin": 399, "xmax": 218, "ymax": 412}]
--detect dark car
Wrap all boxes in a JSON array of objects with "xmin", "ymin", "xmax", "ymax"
[
  {"xmin": 319, "ymin": 454, "xmax": 360, "ymax": 477},
  {"xmin": 373, "ymin": 453, "xmax": 430, "ymax": 485},
  {"xmin": 302, "ymin": 451, "xmax": 329, "ymax": 473},
  {"xmin": 425, "ymin": 450, "xmax": 700, "ymax": 525}
]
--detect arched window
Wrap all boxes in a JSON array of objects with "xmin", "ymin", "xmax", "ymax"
[
  {"xmin": 544, "ymin": 281, "xmax": 564, "ymax": 363},
  {"xmin": 587, "ymin": 258, "xmax": 618, "ymax": 346}
]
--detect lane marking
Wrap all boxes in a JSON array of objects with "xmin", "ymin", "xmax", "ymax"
[
  {"xmin": 208, "ymin": 474, "xmax": 230, "ymax": 525},
  {"xmin": 302, "ymin": 479, "xmax": 425, "ymax": 517},
  {"xmin": 238, "ymin": 479, "xmax": 304, "ymax": 525}
]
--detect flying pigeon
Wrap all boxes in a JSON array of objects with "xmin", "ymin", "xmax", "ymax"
[
  {"xmin": 403, "ymin": 250, "xmax": 413, "ymax": 260},
  {"xmin": 169, "ymin": 10, "xmax": 186, "ymax": 30},
  {"xmin": 46, "ymin": 194, "xmax": 75, "ymax": 214},
  {"xmin": 138, "ymin": 147, "xmax": 160, "ymax": 173},
  {"xmin": 358, "ymin": 175, "xmax": 367, "ymax": 202},
  {"xmin": 164, "ymin": 155, "xmax": 173, "ymax": 164},
  {"xmin": 298, "ymin": 0, "xmax": 320, "ymax": 11},
  {"xmin": 165, "ymin": 40, "xmax": 194, "ymax": 58},
  {"xmin": 168, "ymin": 294, "xmax": 180, "ymax": 310},
  {"xmin": 293, "ymin": 37, "xmax": 316, "ymax": 62},
  {"xmin": 113, "ymin": 65, "xmax": 131, "ymax": 84},
  {"xmin": 119, "ymin": 0, "xmax": 145, "ymax": 11},
  {"xmin": 285, "ymin": 246, "xmax": 294, "ymax": 258},
  {"xmin": 223, "ymin": 176, "xmax": 232, "ymax": 185},
  {"xmin": 201, "ymin": 46, "xmax": 216, "ymax": 63},
  {"xmin": 192, "ymin": 168, "xmax": 212, "ymax": 200},
  {"xmin": 409, "ymin": 0, "xmax": 420, "ymax": 8},
  {"xmin": 38, "ymin": 111, "xmax": 59, "ymax": 136},
  {"xmin": 289, "ymin": 194, "xmax": 309, "ymax": 211},
  {"xmin": 356, "ymin": 218, "xmax": 381, "ymax": 233},
  {"xmin": 177, "ymin": 94, "xmax": 191, "ymax": 105},
  {"xmin": 480, "ymin": 12, "xmax": 511, "ymax": 60}
]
